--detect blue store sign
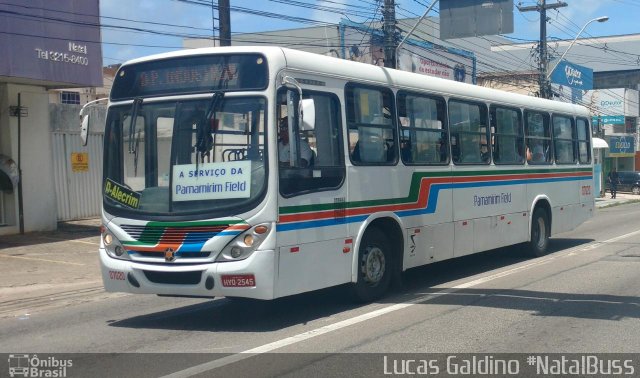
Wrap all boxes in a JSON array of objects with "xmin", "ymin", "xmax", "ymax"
[
  {"xmin": 550, "ymin": 60, "xmax": 593, "ymax": 90},
  {"xmin": 608, "ymin": 136, "xmax": 635, "ymax": 157},
  {"xmin": 592, "ymin": 115, "xmax": 625, "ymax": 125}
]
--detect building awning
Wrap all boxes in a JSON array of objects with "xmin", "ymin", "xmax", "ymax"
[{"xmin": 593, "ymin": 137, "xmax": 609, "ymax": 149}]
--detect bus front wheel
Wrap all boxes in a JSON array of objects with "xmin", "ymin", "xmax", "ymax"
[
  {"xmin": 351, "ymin": 227, "xmax": 392, "ymax": 302},
  {"xmin": 527, "ymin": 208, "xmax": 550, "ymax": 257}
]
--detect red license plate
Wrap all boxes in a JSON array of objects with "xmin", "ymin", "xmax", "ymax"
[{"xmin": 221, "ymin": 274, "xmax": 256, "ymax": 287}]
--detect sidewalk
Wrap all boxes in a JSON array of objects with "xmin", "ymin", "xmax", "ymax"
[
  {"xmin": 0, "ymin": 218, "xmax": 120, "ymax": 319},
  {"xmin": 595, "ymin": 192, "xmax": 640, "ymax": 208}
]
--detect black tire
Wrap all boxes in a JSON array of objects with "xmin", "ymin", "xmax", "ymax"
[
  {"xmin": 351, "ymin": 227, "xmax": 392, "ymax": 302},
  {"xmin": 527, "ymin": 208, "xmax": 550, "ymax": 257},
  {"xmin": 632, "ymin": 186, "xmax": 640, "ymax": 195}
]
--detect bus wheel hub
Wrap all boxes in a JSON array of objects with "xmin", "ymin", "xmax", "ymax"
[{"xmin": 363, "ymin": 247, "xmax": 385, "ymax": 285}]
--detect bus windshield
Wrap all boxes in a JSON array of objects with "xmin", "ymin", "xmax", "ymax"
[{"xmin": 103, "ymin": 96, "xmax": 267, "ymax": 217}]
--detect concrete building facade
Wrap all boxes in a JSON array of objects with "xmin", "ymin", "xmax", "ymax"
[{"xmin": 0, "ymin": 0, "xmax": 102, "ymax": 234}]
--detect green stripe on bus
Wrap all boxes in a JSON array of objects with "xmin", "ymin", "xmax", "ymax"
[
  {"xmin": 279, "ymin": 167, "xmax": 592, "ymax": 214},
  {"xmin": 127, "ymin": 220, "xmax": 247, "ymax": 245},
  {"xmin": 145, "ymin": 220, "xmax": 245, "ymax": 228}
]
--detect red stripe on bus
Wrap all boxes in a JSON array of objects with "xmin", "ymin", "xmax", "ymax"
[{"xmin": 279, "ymin": 172, "xmax": 590, "ymax": 223}]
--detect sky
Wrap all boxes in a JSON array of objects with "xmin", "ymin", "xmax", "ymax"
[{"xmin": 100, "ymin": 0, "xmax": 640, "ymax": 65}]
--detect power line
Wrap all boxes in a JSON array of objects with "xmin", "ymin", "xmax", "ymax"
[
  {"xmin": 392, "ymin": 9, "xmax": 537, "ymax": 76},
  {"xmin": 268, "ymin": 0, "xmax": 378, "ymax": 17},
  {"xmin": 0, "ymin": 30, "xmax": 184, "ymax": 49},
  {"xmin": 0, "ymin": 1, "xmax": 218, "ymax": 31},
  {"xmin": 550, "ymin": 10, "xmax": 640, "ymax": 61},
  {"xmin": 0, "ymin": 8, "xmax": 219, "ymax": 41},
  {"xmin": 396, "ymin": 5, "xmax": 540, "ymax": 72},
  {"xmin": 172, "ymin": 0, "xmax": 336, "ymax": 27},
  {"xmin": 7, "ymin": 0, "xmax": 636, "ymax": 104}
]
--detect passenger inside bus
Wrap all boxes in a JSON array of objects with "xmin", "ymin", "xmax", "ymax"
[
  {"xmin": 532, "ymin": 143, "xmax": 546, "ymax": 162},
  {"xmin": 526, "ymin": 141, "xmax": 547, "ymax": 163},
  {"xmin": 400, "ymin": 139, "xmax": 411, "ymax": 162}
]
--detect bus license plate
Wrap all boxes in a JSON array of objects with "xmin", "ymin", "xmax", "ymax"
[{"xmin": 221, "ymin": 274, "xmax": 256, "ymax": 287}]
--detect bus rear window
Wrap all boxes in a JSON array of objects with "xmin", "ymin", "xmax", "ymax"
[{"xmin": 111, "ymin": 54, "xmax": 268, "ymax": 100}]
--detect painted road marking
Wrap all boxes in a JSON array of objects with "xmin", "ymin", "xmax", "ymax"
[
  {"xmin": 0, "ymin": 254, "xmax": 85, "ymax": 266},
  {"xmin": 39, "ymin": 236, "xmax": 100, "ymax": 246},
  {"xmin": 161, "ymin": 228, "xmax": 640, "ymax": 378}
]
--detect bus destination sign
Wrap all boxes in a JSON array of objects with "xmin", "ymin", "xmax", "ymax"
[
  {"xmin": 137, "ymin": 64, "xmax": 239, "ymax": 91},
  {"xmin": 110, "ymin": 54, "xmax": 268, "ymax": 100}
]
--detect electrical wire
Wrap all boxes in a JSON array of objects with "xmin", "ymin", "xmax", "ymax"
[{"xmin": 3, "ymin": 0, "xmax": 636, "ymax": 109}]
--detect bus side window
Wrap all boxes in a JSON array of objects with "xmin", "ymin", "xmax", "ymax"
[
  {"xmin": 525, "ymin": 110, "xmax": 552, "ymax": 164},
  {"xmin": 278, "ymin": 89, "xmax": 345, "ymax": 197},
  {"xmin": 491, "ymin": 106, "xmax": 524, "ymax": 165},
  {"xmin": 553, "ymin": 115, "xmax": 576, "ymax": 164},
  {"xmin": 396, "ymin": 91, "xmax": 448, "ymax": 165},
  {"xmin": 346, "ymin": 84, "xmax": 397, "ymax": 165},
  {"xmin": 449, "ymin": 100, "xmax": 489, "ymax": 165},
  {"xmin": 576, "ymin": 118, "xmax": 591, "ymax": 164}
]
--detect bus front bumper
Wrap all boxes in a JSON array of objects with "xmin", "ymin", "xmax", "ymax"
[{"xmin": 99, "ymin": 248, "xmax": 276, "ymax": 300}]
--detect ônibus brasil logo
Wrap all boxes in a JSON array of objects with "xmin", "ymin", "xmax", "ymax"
[{"xmin": 8, "ymin": 354, "xmax": 72, "ymax": 377}]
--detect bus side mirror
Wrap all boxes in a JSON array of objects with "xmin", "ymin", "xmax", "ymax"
[
  {"xmin": 80, "ymin": 114, "xmax": 90, "ymax": 146},
  {"xmin": 78, "ymin": 97, "xmax": 108, "ymax": 146},
  {"xmin": 300, "ymin": 98, "xmax": 315, "ymax": 131}
]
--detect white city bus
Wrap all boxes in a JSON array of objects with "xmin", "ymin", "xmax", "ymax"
[{"xmin": 87, "ymin": 46, "xmax": 594, "ymax": 302}]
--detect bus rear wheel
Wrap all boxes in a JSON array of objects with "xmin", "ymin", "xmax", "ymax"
[
  {"xmin": 351, "ymin": 227, "xmax": 392, "ymax": 302},
  {"xmin": 527, "ymin": 208, "xmax": 550, "ymax": 257}
]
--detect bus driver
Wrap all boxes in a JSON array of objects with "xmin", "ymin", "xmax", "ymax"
[{"xmin": 278, "ymin": 116, "xmax": 313, "ymax": 167}]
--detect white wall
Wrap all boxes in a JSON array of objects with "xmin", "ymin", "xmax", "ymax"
[
  {"xmin": 2, "ymin": 84, "xmax": 57, "ymax": 233},
  {"xmin": 50, "ymin": 103, "xmax": 105, "ymax": 221},
  {"xmin": 0, "ymin": 84, "xmax": 17, "ymax": 233}
]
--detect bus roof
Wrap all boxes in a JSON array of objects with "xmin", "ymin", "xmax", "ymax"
[
  {"xmin": 120, "ymin": 46, "xmax": 590, "ymax": 117},
  {"xmin": 278, "ymin": 47, "xmax": 590, "ymax": 117}
]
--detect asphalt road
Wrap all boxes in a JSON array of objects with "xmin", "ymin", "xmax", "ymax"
[{"xmin": 1, "ymin": 204, "xmax": 640, "ymax": 376}]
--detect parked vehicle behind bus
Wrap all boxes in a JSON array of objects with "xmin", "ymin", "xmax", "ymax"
[{"xmin": 605, "ymin": 171, "xmax": 640, "ymax": 195}]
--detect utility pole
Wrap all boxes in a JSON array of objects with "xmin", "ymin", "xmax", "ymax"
[
  {"xmin": 211, "ymin": 0, "xmax": 216, "ymax": 46},
  {"xmin": 219, "ymin": 0, "xmax": 231, "ymax": 46},
  {"xmin": 517, "ymin": 1, "xmax": 567, "ymax": 99},
  {"xmin": 383, "ymin": 0, "xmax": 396, "ymax": 68}
]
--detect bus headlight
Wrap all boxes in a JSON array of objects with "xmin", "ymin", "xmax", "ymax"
[
  {"xmin": 101, "ymin": 226, "xmax": 130, "ymax": 260},
  {"xmin": 230, "ymin": 246, "xmax": 243, "ymax": 258},
  {"xmin": 114, "ymin": 245, "xmax": 125, "ymax": 256},
  {"xmin": 216, "ymin": 223, "xmax": 271, "ymax": 262}
]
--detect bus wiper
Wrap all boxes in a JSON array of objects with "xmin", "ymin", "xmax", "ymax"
[
  {"xmin": 205, "ymin": 91, "xmax": 224, "ymax": 121},
  {"xmin": 128, "ymin": 98, "xmax": 143, "ymax": 153},
  {"xmin": 133, "ymin": 130, "xmax": 141, "ymax": 176},
  {"xmin": 195, "ymin": 92, "xmax": 223, "ymax": 164}
]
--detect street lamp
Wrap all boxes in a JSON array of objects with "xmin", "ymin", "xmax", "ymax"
[{"xmin": 546, "ymin": 16, "xmax": 609, "ymax": 80}]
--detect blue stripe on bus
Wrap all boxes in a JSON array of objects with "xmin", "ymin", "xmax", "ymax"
[
  {"xmin": 277, "ymin": 175, "xmax": 592, "ymax": 232},
  {"xmin": 174, "ymin": 230, "xmax": 243, "ymax": 251},
  {"xmin": 217, "ymin": 230, "xmax": 244, "ymax": 236},
  {"xmin": 177, "ymin": 243, "xmax": 207, "ymax": 253},
  {"xmin": 399, "ymin": 176, "xmax": 589, "ymax": 217}
]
